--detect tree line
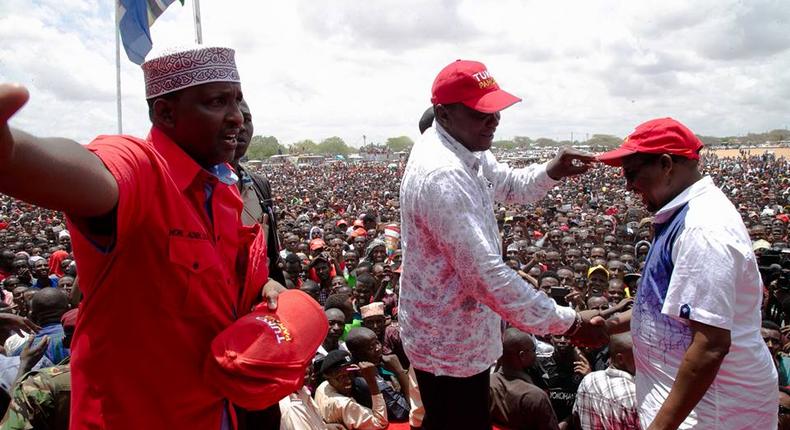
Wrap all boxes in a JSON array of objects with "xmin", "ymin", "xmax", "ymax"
[
  {"xmin": 245, "ymin": 136, "xmax": 416, "ymax": 160},
  {"xmin": 246, "ymin": 128, "xmax": 790, "ymax": 159}
]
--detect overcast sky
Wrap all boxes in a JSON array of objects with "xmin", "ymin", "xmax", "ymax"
[{"xmin": 1, "ymin": 0, "xmax": 789, "ymax": 147}]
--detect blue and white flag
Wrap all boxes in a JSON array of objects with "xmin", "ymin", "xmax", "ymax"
[{"xmin": 117, "ymin": 0, "xmax": 184, "ymax": 65}]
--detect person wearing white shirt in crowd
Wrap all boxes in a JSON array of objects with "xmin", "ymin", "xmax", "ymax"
[
  {"xmin": 599, "ymin": 118, "xmax": 777, "ymax": 430},
  {"xmin": 315, "ymin": 349, "xmax": 388, "ymax": 430},
  {"xmin": 279, "ymin": 385, "xmax": 344, "ymax": 430},
  {"xmin": 573, "ymin": 332, "xmax": 640, "ymax": 429},
  {"xmin": 399, "ymin": 59, "xmax": 607, "ymax": 430}
]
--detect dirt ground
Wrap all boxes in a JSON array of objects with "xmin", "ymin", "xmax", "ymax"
[{"xmin": 706, "ymin": 147, "xmax": 790, "ymax": 158}]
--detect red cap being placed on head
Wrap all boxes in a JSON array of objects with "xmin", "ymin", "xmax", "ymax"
[
  {"xmin": 309, "ymin": 238, "xmax": 326, "ymax": 251},
  {"xmin": 597, "ymin": 118, "xmax": 704, "ymax": 167},
  {"xmin": 204, "ymin": 290, "xmax": 328, "ymax": 410},
  {"xmin": 431, "ymin": 60, "xmax": 521, "ymax": 113}
]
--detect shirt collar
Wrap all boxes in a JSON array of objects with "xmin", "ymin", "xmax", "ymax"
[
  {"xmin": 208, "ymin": 163, "xmax": 238, "ymax": 186},
  {"xmin": 435, "ymin": 123, "xmax": 483, "ymax": 171},
  {"xmin": 653, "ymin": 176, "xmax": 714, "ymax": 224},
  {"xmin": 149, "ymin": 127, "xmax": 238, "ymax": 191},
  {"xmin": 605, "ymin": 366, "xmax": 635, "ymax": 382}
]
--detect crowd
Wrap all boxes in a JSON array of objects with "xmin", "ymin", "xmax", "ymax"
[{"xmin": 0, "ymin": 143, "xmax": 785, "ymax": 428}]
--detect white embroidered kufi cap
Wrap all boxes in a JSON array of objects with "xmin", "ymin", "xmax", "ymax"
[{"xmin": 142, "ymin": 45, "xmax": 240, "ymax": 99}]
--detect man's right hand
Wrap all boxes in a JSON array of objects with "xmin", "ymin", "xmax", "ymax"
[
  {"xmin": 568, "ymin": 310, "xmax": 608, "ymax": 348},
  {"xmin": 0, "ymin": 313, "xmax": 41, "ymax": 337},
  {"xmin": 357, "ymin": 361, "xmax": 381, "ymax": 395},
  {"xmin": 0, "ymin": 84, "xmax": 30, "ymax": 166}
]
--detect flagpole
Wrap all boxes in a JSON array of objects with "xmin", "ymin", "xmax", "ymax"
[
  {"xmin": 114, "ymin": 2, "xmax": 123, "ymax": 134},
  {"xmin": 193, "ymin": 0, "xmax": 203, "ymax": 44}
]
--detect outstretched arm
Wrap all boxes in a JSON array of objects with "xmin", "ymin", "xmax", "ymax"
[{"xmin": 0, "ymin": 84, "xmax": 118, "ymax": 218}]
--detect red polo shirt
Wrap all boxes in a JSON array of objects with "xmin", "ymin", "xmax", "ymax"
[{"xmin": 67, "ymin": 128, "xmax": 268, "ymax": 429}]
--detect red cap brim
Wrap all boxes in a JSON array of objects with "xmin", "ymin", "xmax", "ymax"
[
  {"xmin": 596, "ymin": 146, "xmax": 638, "ymax": 167},
  {"xmin": 462, "ymin": 89, "xmax": 522, "ymax": 113}
]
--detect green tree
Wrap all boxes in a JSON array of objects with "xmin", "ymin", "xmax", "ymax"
[
  {"xmin": 317, "ymin": 136, "xmax": 353, "ymax": 155},
  {"xmin": 513, "ymin": 136, "xmax": 533, "ymax": 149},
  {"xmin": 697, "ymin": 135, "xmax": 722, "ymax": 147},
  {"xmin": 385, "ymin": 136, "xmax": 414, "ymax": 152},
  {"xmin": 290, "ymin": 139, "xmax": 318, "ymax": 154},
  {"xmin": 586, "ymin": 134, "xmax": 622, "ymax": 150},
  {"xmin": 245, "ymin": 135, "xmax": 287, "ymax": 159},
  {"xmin": 492, "ymin": 139, "xmax": 517, "ymax": 150},
  {"xmin": 534, "ymin": 137, "xmax": 558, "ymax": 147}
]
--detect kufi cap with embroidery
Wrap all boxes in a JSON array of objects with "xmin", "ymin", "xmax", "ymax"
[
  {"xmin": 360, "ymin": 302, "xmax": 385, "ymax": 319},
  {"xmin": 142, "ymin": 45, "xmax": 241, "ymax": 99}
]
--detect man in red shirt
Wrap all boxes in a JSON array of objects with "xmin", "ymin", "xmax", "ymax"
[{"xmin": 0, "ymin": 46, "xmax": 286, "ymax": 429}]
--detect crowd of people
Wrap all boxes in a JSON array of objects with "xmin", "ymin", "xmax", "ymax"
[
  {"xmin": 0, "ymin": 145, "xmax": 785, "ymax": 429},
  {"xmin": 0, "ymin": 46, "xmax": 788, "ymax": 429}
]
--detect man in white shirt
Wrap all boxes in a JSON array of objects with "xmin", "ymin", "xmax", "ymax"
[
  {"xmin": 573, "ymin": 332, "xmax": 640, "ymax": 429},
  {"xmin": 599, "ymin": 118, "xmax": 778, "ymax": 429},
  {"xmin": 399, "ymin": 59, "xmax": 607, "ymax": 430},
  {"xmin": 315, "ymin": 349, "xmax": 388, "ymax": 430}
]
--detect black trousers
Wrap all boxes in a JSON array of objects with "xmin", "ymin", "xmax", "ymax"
[{"xmin": 414, "ymin": 368, "xmax": 491, "ymax": 430}]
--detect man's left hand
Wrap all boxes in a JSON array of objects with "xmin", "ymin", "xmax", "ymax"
[
  {"xmin": 262, "ymin": 279, "xmax": 286, "ymax": 310},
  {"xmin": 546, "ymin": 147, "xmax": 595, "ymax": 180}
]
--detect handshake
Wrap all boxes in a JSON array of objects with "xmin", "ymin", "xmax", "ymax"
[{"xmin": 562, "ymin": 309, "xmax": 611, "ymax": 348}]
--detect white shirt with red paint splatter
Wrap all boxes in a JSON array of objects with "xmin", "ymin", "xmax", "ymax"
[{"xmin": 398, "ymin": 123, "xmax": 576, "ymax": 377}]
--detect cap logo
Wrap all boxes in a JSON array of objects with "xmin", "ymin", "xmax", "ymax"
[
  {"xmin": 256, "ymin": 315, "xmax": 293, "ymax": 344},
  {"xmin": 472, "ymin": 70, "xmax": 496, "ymax": 89}
]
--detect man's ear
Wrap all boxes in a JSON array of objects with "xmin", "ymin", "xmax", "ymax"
[
  {"xmin": 659, "ymin": 154, "xmax": 675, "ymax": 174},
  {"xmin": 152, "ymin": 97, "xmax": 176, "ymax": 129}
]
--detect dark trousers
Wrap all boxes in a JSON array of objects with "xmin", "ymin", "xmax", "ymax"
[{"xmin": 414, "ymin": 368, "xmax": 491, "ymax": 430}]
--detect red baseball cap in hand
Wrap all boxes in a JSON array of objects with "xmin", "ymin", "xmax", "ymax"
[
  {"xmin": 204, "ymin": 290, "xmax": 328, "ymax": 409},
  {"xmin": 431, "ymin": 60, "xmax": 521, "ymax": 113},
  {"xmin": 597, "ymin": 117, "xmax": 704, "ymax": 166}
]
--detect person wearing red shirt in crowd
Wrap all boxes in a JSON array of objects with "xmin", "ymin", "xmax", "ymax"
[{"xmin": 0, "ymin": 46, "xmax": 287, "ymax": 429}]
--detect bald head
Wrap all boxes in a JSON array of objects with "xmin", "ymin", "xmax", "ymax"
[
  {"xmin": 346, "ymin": 327, "xmax": 377, "ymax": 354},
  {"xmin": 503, "ymin": 327, "xmax": 535, "ymax": 355},
  {"xmin": 609, "ymin": 332, "xmax": 635, "ymax": 375},
  {"xmin": 501, "ymin": 327, "xmax": 537, "ymax": 370},
  {"xmin": 30, "ymin": 288, "xmax": 70, "ymax": 325},
  {"xmin": 609, "ymin": 332, "xmax": 632, "ymax": 356}
]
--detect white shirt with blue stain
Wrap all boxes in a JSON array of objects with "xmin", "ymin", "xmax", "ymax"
[{"xmin": 632, "ymin": 176, "xmax": 777, "ymax": 429}]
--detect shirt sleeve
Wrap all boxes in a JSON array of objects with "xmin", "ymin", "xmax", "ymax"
[
  {"xmin": 420, "ymin": 167, "xmax": 575, "ymax": 335},
  {"xmin": 0, "ymin": 373, "xmax": 50, "ymax": 430},
  {"xmin": 662, "ymin": 226, "xmax": 739, "ymax": 330},
  {"xmin": 85, "ymin": 136, "xmax": 156, "ymax": 249},
  {"xmin": 481, "ymin": 153, "xmax": 558, "ymax": 205},
  {"xmin": 339, "ymin": 393, "xmax": 389, "ymax": 430}
]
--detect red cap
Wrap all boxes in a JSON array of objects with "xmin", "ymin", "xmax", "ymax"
[
  {"xmin": 597, "ymin": 118, "xmax": 703, "ymax": 167},
  {"xmin": 204, "ymin": 290, "xmax": 328, "ymax": 410},
  {"xmin": 351, "ymin": 227, "xmax": 367, "ymax": 238},
  {"xmin": 309, "ymin": 238, "xmax": 326, "ymax": 251},
  {"xmin": 336, "ymin": 219, "xmax": 348, "ymax": 228},
  {"xmin": 431, "ymin": 60, "xmax": 521, "ymax": 113},
  {"xmin": 61, "ymin": 308, "xmax": 78, "ymax": 329}
]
